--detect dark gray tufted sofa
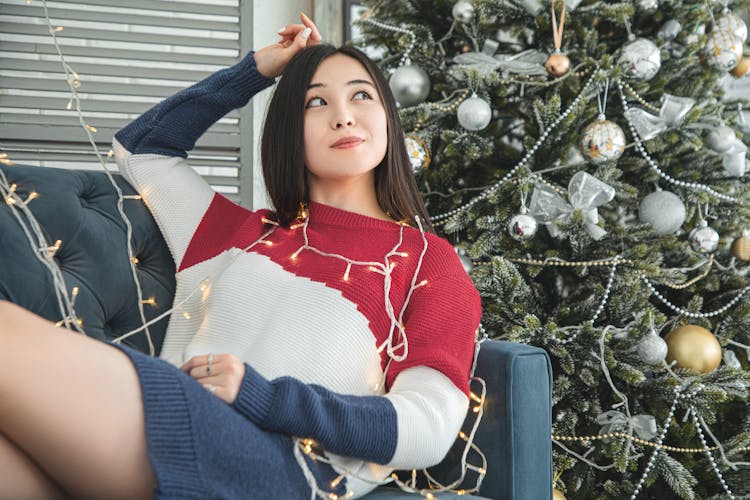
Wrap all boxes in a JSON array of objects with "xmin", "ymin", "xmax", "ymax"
[{"xmin": 0, "ymin": 163, "xmax": 553, "ymax": 500}]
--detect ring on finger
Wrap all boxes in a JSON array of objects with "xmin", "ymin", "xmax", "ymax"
[{"xmin": 207, "ymin": 353, "xmax": 213, "ymax": 375}]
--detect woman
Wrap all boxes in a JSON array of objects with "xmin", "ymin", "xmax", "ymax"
[{"xmin": 0, "ymin": 13, "xmax": 482, "ymax": 500}]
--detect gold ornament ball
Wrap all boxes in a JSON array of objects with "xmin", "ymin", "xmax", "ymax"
[
  {"xmin": 730, "ymin": 57, "xmax": 750, "ymax": 78},
  {"xmin": 731, "ymin": 235, "xmax": 750, "ymax": 260},
  {"xmin": 665, "ymin": 325, "xmax": 722, "ymax": 374},
  {"xmin": 553, "ymin": 488, "xmax": 567, "ymax": 500},
  {"xmin": 546, "ymin": 53, "xmax": 571, "ymax": 77}
]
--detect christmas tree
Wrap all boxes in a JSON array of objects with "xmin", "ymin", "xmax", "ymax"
[{"xmin": 355, "ymin": 0, "xmax": 750, "ymax": 498}]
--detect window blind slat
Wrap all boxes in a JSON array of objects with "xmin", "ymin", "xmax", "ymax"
[
  {"xmin": 0, "ymin": 124, "xmax": 241, "ymax": 149},
  {"xmin": 0, "ymin": 21, "xmax": 239, "ymax": 49},
  {"xmin": 2, "ymin": 4, "xmax": 238, "ymax": 32},
  {"xmin": 1, "ymin": 58, "xmax": 219, "ymax": 84},
  {"xmin": 0, "ymin": 113, "xmax": 239, "ymax": 134},
  {"xmin": 49, "ymin": 0, "xmax": 239, "ymax": 17},
  {"xmin": 1, "ymin": 41, "xmax": 238, "ymax": 66}
]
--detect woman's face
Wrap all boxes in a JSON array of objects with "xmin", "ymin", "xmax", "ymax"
[{"xmin": 302, "ymin": 54, "xmax": 388, "ymax": 187}]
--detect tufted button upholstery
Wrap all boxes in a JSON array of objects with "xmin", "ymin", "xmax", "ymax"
[{"xmin": 0, "ymin": 163, "xmax": 175, "ymax": 353}]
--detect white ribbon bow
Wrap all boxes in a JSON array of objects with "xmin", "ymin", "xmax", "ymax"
[
  {"xmin": 623, "ymin": 93, "xmax": 696, "ymax": 141},
  {"xmin": 597, "ymin": 410, "xmax": 658, "ymax": 441},
  {"xmin": 528, "ymin": 171, "xmax": 616, "ymax": 241}
]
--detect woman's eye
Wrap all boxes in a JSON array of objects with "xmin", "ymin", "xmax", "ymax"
[
  {"xmin": 354, "ymin": 90, "xmax": 372, "ymax": 100},
  {"xmin": 306, "ymin": 97, "xmax": 325, "ymax": 108}
]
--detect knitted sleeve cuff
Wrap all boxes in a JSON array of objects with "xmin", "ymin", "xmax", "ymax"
[
  {"xmin": 223, "ymin": 51, "xmax": 277, "ymax": 109},
  {"xmin": 231, "ymin": 363, "xmax": 275, "ymax": 425}
]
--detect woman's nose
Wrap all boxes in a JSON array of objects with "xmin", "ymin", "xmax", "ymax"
[{"xmin": 331, "ymin": 106, "xmax": 355, "ymax": 128}]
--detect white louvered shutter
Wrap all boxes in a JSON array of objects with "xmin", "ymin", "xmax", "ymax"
[{"xmin": 0, "ymin": 0, "xmax": 257, "ymax": 205}]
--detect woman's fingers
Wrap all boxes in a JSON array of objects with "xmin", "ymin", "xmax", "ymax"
[{"xmin": 300, "ymin": 12, "xmax": 322, "ymax": 43}]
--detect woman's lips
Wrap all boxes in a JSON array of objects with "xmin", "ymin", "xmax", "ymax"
[{"xmin": 331, "ymin": 139, "xmax": 363, "ymax": 149}]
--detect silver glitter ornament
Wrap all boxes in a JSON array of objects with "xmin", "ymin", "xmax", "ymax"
[
  {"xmin": 723, "ymin": 141, "xmax": 748, "ymax": 177},
  {"xmin": 639, "ymin": 190, "xmax": 686, "ymax": 235},
  {"xmin": 704, "ymin": 30, "xmax": 743, "ymax": 71},
  {"xmin": 452, "ymin": 0, "xmax": 475, "ymax": 23},
  {"xmin": 457, "ymin": 94, "xmax": 492, "ymax": 131},
  {"xmin": 455, "ymin": 246, "xmax": 473, "ymax": 273},
  {"xmin": 716, "ymin": 11, "xmax": 747, "ymax": 43},
  {"xmin": 658, "ymin": 19, "xmax": 683, "ymax": 42},
  {"xmin": 689, "ymin": 220, "xmax": 720, "ymax": 254},
  {"xmin": 637, "ymin": 332, "xmax": 668, "ymax": 365},
  {"xmin": 579, "ymin": 117, "xmax": 626, "ymax": 164},
  {"xmin": 507, "ymin": 208, "xmax": 538, "ymax": 241},
  {"xmin": 705, "ymin": 124, "xmax": 736, "ymax": 153},
  {"xmin": 618, "ymin": 38, "xmax": 662, "ymax": 81},
  {"xmin": 389, "ymin": 65, "xmax": 430, "ymax": 108}
]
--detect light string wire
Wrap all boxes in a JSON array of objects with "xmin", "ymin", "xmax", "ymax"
[
  {"xmin": 0, "ymin": 171, "xmax": 83, "ymax": 332},
  {"xmin": 0, "ymin": 0, "xmax": 156, "ymax": 352},
  {"xmin": 284, "ymin": 213, "xmax": 488, "ymax": 498}
]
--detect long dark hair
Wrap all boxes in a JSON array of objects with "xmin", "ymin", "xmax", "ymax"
[{"xmin": 260, "ymin": 44, "xmax": 434, "ymax": 233}]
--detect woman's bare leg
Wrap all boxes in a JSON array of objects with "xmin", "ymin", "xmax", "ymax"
[
  {"xmin": 0, "ymin": 301, "xmax": 157, "ymax": 499},
  {"xmin": 0, "ymin": 431, "xmax": 68, "ymax": 500}
]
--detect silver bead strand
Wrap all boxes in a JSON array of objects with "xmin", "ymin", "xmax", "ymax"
[
  {"xmin": 364, "ymin": 18, "xmax": 416, "ymax": 65},
  {"xmin": 642, "ymin": 275, "xmax": 750, "ymax": 318},
  {"xmin": 630, "ymin": 387, "xmax": 685, "ymax": 499},
  {"xmin": 615, "ymin": 80, "xmax": 742, "ymax": 205},
  {"xmin": 591, "ymin": 256, "xmax": 620, "ymax": 323},
  {"xmin": 690, "ymin": 406, "xmax": 735, "ymax": 499},
  {"xmin": 432, "ymin": 68, "xmax": 604, "ymax": 223}
]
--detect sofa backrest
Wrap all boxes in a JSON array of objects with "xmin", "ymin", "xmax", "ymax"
[{"xmin": 0, "ymin": 163, "xmax": 175, "ymax": 353}]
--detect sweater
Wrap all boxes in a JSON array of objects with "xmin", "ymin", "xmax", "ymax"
[{"xmin": 112, "ymin": 50, "xmax": 483, "ymax": 498}]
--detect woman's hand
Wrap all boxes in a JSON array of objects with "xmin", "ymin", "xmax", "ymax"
[
  {"xmin": 254, "ymin": 12, "xmax": 322, "ymax": 78},
  {"xmin": 181, "ymin": 353, "xmax": 246, "ymax": 404}
]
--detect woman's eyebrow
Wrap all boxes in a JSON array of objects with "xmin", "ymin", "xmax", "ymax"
[{"xmin": 307, "ymin": 79, "xmax": 375, "ymax": 89}]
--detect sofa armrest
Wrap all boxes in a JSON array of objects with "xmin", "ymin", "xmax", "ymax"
[{"xmin": 419, "ymin": 339, "xmax": 552, "ymax": 500}]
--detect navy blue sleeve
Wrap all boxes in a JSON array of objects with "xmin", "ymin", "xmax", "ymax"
[
  {"xmin": 114, "ymin": 51, "xmax": 275, "ymax": 158},
  {"xmin": 231, "ymin": 363, "xmax": 399, "ymax": 465}
]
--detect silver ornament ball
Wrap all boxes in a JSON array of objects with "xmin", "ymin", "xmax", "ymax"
[
  {"xmin": 457, "ymin": 95, "xmax": 492, "ymax": 131},
  {"xmin": 507, "ymin": 212, "xmax": 538, "ymax": 241},
  {"xmin": 716, "ymin": 12, "xmax": 747, "ymax": 43},
  {"xmin": 637, "ymin": 333, "xmax": 668, "ymax": 365},
  {"xmin": 452, "ymin": 0, "xmax": 475, "ymax": 23},
  {"xmin": 724, "ymin": 350, "xmax": 742, "ymax": 370},
  {"xmin": 389, "ymin": 65, "xmax": 431, "ymax": 108},
  {"xmin": 705, "ymin": 124, "xmax": 737, "ymax": 153},
  {"xmin": 704, "ymin": 30, "xmax": 743, "ymax": 71},
  {"xmin": 689, "ymin": 221, "xmax": 720, "ymax": 254},
  {"xmin": 658, "ymin": 19, "xmax": 683, "ymax": 42},
  {"xmin": 639, "ymin": 190, "xmax": 686, "ymax": 235},
  {"xmin": 637, "ymin": 0, "xmax": 659, "ymax": 12},
  {"xmin": 580, "ymin": 117, "xmax": 626, "ymax": 164},
  {"xmin": 619, "ymin": 38, "xmax": 662, "ymax": 81}
]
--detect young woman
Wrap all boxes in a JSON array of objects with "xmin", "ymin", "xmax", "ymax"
[{"xmin": 0, "ymin": 14, "xmax": 482, "ymax": 500}]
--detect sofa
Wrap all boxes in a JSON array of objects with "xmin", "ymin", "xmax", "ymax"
[{"xmin": 0, "ymin": 162, "xmax": 553, "ymax": 500}]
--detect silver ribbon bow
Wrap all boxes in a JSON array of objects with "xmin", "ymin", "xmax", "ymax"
[
  {"xmin": 453, "ymin": 39, "xmax": 548, "ymax": 78},
  {"xmin": 528, "ymin": 171, "xmax": 616, "ymax": 241},
  {"xmin": 623, "ymin": 94, "xmax": 696, "ymax": 141},
  {"xmin": 597, "ymin": 410, "xmax": 658, "ymax": 441}
]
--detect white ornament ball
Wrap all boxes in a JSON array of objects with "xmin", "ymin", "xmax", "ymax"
[
  {"xmin": 507, "ymin": 212, "xmax": 538, "ymax": 241},
  {"xmin": 639, "ymin": 190, "xmax": 686, "ymax": 235},
  {"xmin": 705, "ymin": 124, "xmax": 737, "ymax": 153},
  {"xmin": 579, "ymin": 117, "xmax": 626, "ymax": 164},
  {"xmin": 457, "ymin": 95, "xmax": 492, "ymax": 131},
  {"xmin": 704, "ymin": 30, "xmax": 743, "ymax": 71},
  {"xmin": 452, "ymin": 0, "xmax": 475, "ymax": 23},
  {"xmin": 619, "ymin": 38, "xmax": 662, "ymax": 81},
  {"xmin": 689, "ymin": 221, "xmax": 720, "ymax": 254},
  {"xmin": 716, "ymin": 12, "xmax": 748, "ymax": 43},
  {"xmin": 637, "ymin": 333, "xmax": 669, "ymax": 365},
  {"xmin": 389, "ymin": 65, "xmax": 431, "ymax": 108}
]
